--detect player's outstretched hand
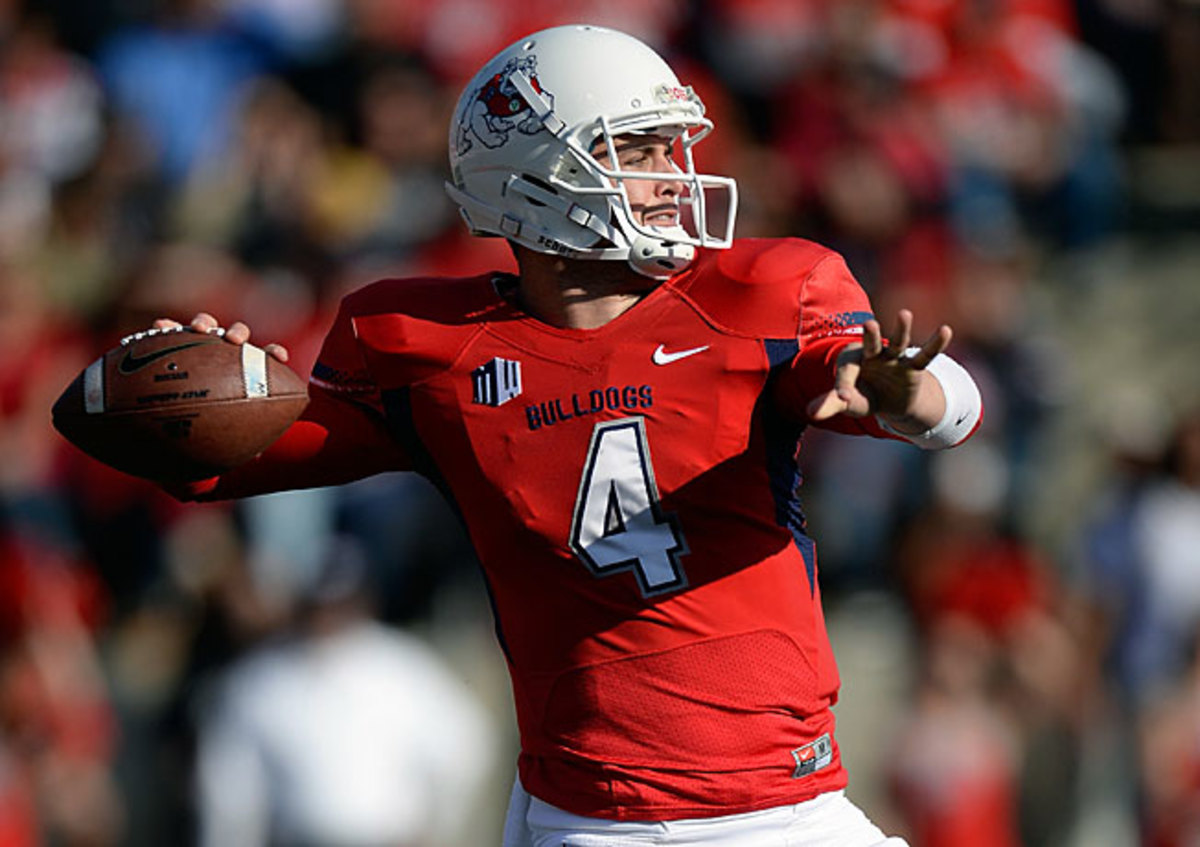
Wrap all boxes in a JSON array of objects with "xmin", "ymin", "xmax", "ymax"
[
  {"xmin": 806, "ymin": 309, "xmax": 951, "ymax": 432},
  {"xmin": 152, "ymin": 312, "xmax": 290, "ymax": 363}
]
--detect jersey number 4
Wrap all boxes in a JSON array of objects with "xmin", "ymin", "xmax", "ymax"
[{"xmin": 569, "ymin": 418, "xmax": 688, "ymax": 596}]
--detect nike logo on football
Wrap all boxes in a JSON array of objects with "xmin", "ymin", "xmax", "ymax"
[
  {"xmin": 118, "ymin": 340, "xmax": 211, "ymax": 374},
  {"xmin": 652, "ymin": 344, "xmax": 709, "ymax": 365}
]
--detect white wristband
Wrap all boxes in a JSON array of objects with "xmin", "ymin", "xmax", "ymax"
[{"xmin": 877, "ymin": 349, "xmax": 982, "ymax": 450}]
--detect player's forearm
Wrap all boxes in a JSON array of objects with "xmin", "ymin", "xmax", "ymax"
[
  {"xmin": 163, "ymin": 391, "xmax": 410, "ymax": 501},
  {"xmin": 168, "ymin": 420, "xmax": 339, "ymax": 501}
]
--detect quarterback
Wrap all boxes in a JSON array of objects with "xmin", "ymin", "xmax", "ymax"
[{"xmin": 161, "ymin": 24, "xmax": 982, "ymax": 846}]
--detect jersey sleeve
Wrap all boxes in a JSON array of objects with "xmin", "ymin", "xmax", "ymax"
[
  {"xmin": 174, "ymin": 299, "xmax": 411, "ymax": 502},
  {"xmin": 773, "ymin": 252, "xmax": 897, "ymax": 439}
]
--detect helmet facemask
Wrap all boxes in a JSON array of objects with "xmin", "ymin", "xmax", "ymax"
[{"xmin": 554, "ymin": 109, "xmax": 738, "ymax": 277}]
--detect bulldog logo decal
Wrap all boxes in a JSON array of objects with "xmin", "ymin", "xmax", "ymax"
[{"xmin": 455, "ymin": 56, "xmax": 553, "ymax": 154}]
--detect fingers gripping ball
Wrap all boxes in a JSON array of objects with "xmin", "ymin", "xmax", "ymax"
[{"xmin": 52, "ymin": 326, "xmax": 308, "ymax": 481}]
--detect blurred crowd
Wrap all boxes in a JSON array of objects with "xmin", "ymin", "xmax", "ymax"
[{"xmin": 0, "ymin": 0, "xmax": 1197, "ymax": 845}]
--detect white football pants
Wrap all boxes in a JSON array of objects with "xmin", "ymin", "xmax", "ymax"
[{"xmin": 501, "ymin": 776, "xmax": 909, "ymax": 847}]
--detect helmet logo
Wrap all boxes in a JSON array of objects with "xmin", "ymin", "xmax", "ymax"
[
  {"xmin": 653, "ymin": 83, "xmax": 703, "ymax": 112},
  {"xmin": 455, "ymin": 56, "xmax": 553, "ymax": 154}
]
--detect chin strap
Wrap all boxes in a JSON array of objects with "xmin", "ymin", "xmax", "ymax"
[
  {"xmin": 627, "ymin": 232, "xmax": 695, "ymax": 278},
  {"xmin": 448, "ymin": 178, "xmax": 698, "ymax": 278},
  {"xmin": 504, "ymin": 176, "xmax": 618, "ymax": 245}
]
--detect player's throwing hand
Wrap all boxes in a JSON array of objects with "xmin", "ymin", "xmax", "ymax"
[{"xmin": 153, "ymin": 312, "xmax": 291, "ymax": 363}]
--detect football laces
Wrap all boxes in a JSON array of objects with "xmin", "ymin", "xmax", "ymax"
[{"xmin": 119, "ymin": 325, "xmax": 226, "ymax": 346}]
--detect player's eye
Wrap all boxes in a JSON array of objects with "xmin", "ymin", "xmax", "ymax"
[{"xmin": 623, "ymin": 145, "xmax": 667, "ymax": 169}]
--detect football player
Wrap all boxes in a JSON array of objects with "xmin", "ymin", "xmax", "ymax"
[{"xmin": 159, "ymin": 24, "xmax": 982, "ymax": 846}]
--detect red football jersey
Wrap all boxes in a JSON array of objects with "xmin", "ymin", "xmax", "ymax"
[{"xmin": 197, "ymin": 238, "xmax": 907, "ymax": 820}]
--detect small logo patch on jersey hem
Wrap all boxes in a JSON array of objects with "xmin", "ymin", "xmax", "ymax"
[
  {"xmin": 652, "ymin": 343, "xmax": 709, "ymax": 365},
  {"xmin": 791, "ymin": 733, "xmax": 833, "ymax": 778},
  {"xmin": 472, "ymin": 357, "xmax": 522, "ymax": 406}
]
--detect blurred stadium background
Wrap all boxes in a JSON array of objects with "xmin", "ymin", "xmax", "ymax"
[{"xmin": 0, "ymin": 0, "xmax": 1198, "ymax": 845}]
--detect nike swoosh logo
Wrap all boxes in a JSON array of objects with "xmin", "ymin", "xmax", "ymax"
[
  {"xmin": 118, "ymin": 340, "xmax": 211, "ymax": 374},
  {"xmin": 652, "ymin": 343, "xmax": 710, "ymax": 365}
]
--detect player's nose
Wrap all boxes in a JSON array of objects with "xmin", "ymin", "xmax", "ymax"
[{"xmin": 654, "ymin": 164, "xmax": 684, "ymax": 197}]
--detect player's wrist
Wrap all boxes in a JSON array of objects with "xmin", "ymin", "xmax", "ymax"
[
  {"xmin": 876, "ymin": 351, "xmax": 982, "ymax": 449},
  {"xmin": 877, "ymin": 369, "xmax": 943, "ymax": 433}
]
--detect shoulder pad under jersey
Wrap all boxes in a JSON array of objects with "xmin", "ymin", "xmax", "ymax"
[
  {"xmin": 338, "ymin": 274, "xmax": 504, "ymax": 385},
  {"xmin": 672, "ymin": 238, "xmax": 845, "ymax": 339}
]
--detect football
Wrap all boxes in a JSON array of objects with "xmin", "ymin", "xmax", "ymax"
[{"xmin": 52, "ymin": 326, "xmax": 309, "ymax": 482}]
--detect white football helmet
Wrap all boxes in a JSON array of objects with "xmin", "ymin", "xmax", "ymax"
[{"xmin": 446, "ymin": 24, "xmax": 738, "ymax": 278}]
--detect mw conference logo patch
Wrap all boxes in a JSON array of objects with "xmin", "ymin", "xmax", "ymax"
[{"xmin": 471, "ymin": 357, "xmax": 522, "ymax": 407}]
